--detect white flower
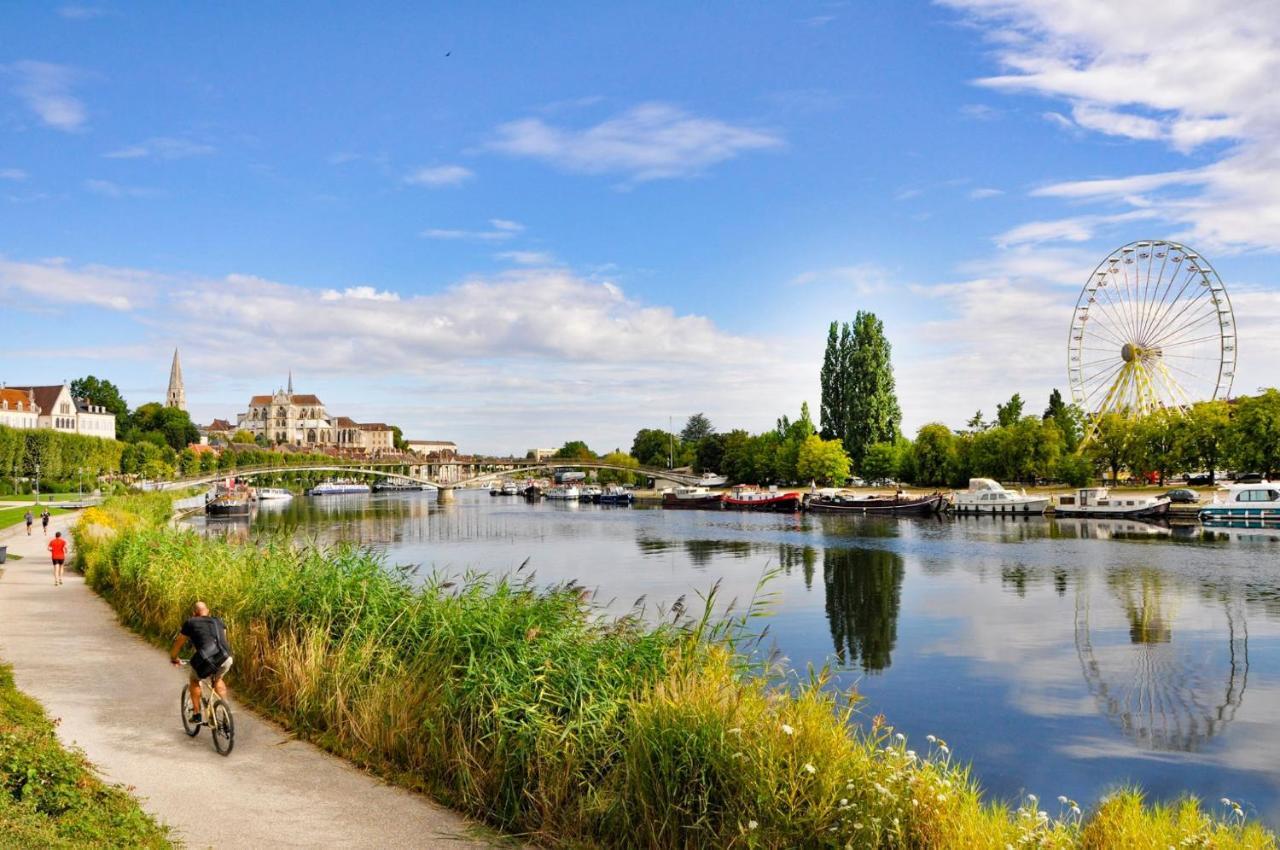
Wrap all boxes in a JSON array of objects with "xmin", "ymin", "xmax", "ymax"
[
  {"xmin": 926, "ymin": 734, "xmax": 937, "ymax": 743},
  {"xmin": 1221, "ymin": 797, "xmax": 1232, "ymax": 806},
  {"xmin": 1027, "ymin": 794, "xmax": 1038, "ymax": 803},
  {"xmin": 840, "ymin": 798, "xmax": 848, "ymax": 806},
  {"xmin": 781, "ymin": 724, "xmax": 794, "ymax": 736},
  {"xmin": 747, "ymin": 819, "xmax": 758, "ymax": 830},
  {"xmin": 895, "ymin": 732, "xmax": 906, "ymax": 742},
  {"xmin": 728, "ymin": 727, "xmax": 742, "ymax": 735},
  {"xmin": 803, "ymin": 762, "xmax": 817, "ymax": 775},
  {"xmin": 937, "ymin": 794, "xmax": 947, "ymax": 802},
  {"xmin": 1058, "ymin": 795, "xmax": 1068, "ymax": 804},
  {"xmin": 906, "ymin": 750, "xmax": 917, "ymax": 761}
]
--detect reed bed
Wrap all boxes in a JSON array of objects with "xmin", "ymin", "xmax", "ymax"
[{"xmin": 73, "ymin": 494, "xmax": 1275, "ymax": 849}]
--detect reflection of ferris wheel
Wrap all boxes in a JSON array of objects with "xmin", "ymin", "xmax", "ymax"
[{"xmin": 1068, "ymin": 240, "xmax": 1236, "ymax": 434}]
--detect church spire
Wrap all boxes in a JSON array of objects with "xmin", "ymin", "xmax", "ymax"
[
  {"xmin": 166, "ymin": 348, "xmax": 187, "ymax": 411},
  {"xmin": 287, "ymin": 370, "xmax": 293, "ymax": 396}
]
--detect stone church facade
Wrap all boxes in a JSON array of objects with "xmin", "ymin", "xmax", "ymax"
[{"xmin": 233, "ymin": 375, "xmax": 394, "ymax": 454}]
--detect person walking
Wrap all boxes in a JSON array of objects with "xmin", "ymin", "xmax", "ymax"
[
  {"xmin": 48, "ymin": 531, "xmax": 67, "ymax": 586},
  {"xmin": 40, "ymin": 508, "xmax": 50, "ymax": 536},
  {"xmin": 24, "ymin": 509, "xmax": 33, "ymax": 536}
]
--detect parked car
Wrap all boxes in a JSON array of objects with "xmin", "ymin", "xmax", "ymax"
[
  {"xmin": 1235, "ymin": 472, "xmax": 1265, "ymax": 484},
  {"xmin": 1185, "ymin": 473, "xmax": 1213, "ymax": 486},
  {"xmin": 1163, "ymin": 488, "xmax": 1200, "ymax": 504}
]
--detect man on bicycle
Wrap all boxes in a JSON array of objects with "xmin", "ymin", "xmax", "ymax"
[{"xmin": 168, "ymin": 601, "xmax": 232, "ymax": 725}]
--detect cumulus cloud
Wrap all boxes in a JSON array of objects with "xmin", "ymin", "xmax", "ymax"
[
  {"xmin": 943, "ymin": 0, "xmax": 1280, "ymax": 252},
  {"xmin": 422, "ymin": 219, "xmax": 523, "ymax": 241},
  {"xmin": 790, "ymin": 263, "xmax": 893, "ymax": 294},
  {"xmin": 487, "ymin": 102, "xmax": 782, "ymax": 182},
  {"xmin": 0, "ymin": 256, "xmax": 157, "ymax": 311},
  {"xmin": 404, "ymin": 164, "xmax": 474, "ymax": 187},
  {"xmin": 104, "ymin": 137, "xmax": 215, "ymax": 160},
  {"xmin": 319, "ymin": 286, "xmax": 400, "ymax": 302},
  {"xmin": 497, "ymin": 250, "xmax": 556, "ymax": 266},
  {"xmin": 6, "ymin": 60, "xmax": 86, "ymax": 131}
]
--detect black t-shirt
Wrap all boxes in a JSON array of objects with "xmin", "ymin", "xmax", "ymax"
[{"xmin": 180, "ymin": 616, "xmax": 230, "ymax": 675}]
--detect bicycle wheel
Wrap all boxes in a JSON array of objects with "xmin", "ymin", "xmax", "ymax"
[
  {"xmin": 180, "ymin": 688, "xmax": 200, "ymax": 737},
  {"xmin": 210, "ymin": 699, "xmax": 235, "ymax": 755}
]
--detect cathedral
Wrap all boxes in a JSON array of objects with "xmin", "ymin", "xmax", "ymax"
[{"xmin": 233, "ymin": 373, "xmax": 394, "ymax": 453}]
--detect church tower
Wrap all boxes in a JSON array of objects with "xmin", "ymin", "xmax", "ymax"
[{"xmin": 166, "ymin": 348, "xmax": 187, "ymax": 411}]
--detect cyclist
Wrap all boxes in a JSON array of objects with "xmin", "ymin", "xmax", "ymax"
[{"xmin": 168, "ymin": 601, "xmax": 232, "ymax": 725}]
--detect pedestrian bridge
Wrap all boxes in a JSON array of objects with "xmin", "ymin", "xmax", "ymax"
[{"xmin": 157, "ymin": 459, "xmax": 707, "ymax": 492}]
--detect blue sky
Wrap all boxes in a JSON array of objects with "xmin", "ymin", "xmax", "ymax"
[{"xmin": 3, "ymin": 1, "xmax": 1277, "ymax": 454}]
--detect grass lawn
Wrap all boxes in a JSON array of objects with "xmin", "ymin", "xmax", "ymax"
[
  {"xmin": 0, "ymin": 493, "xmax": 87, "ymax": 503},
  {"xmin": 0, "ymin": 663, "xmax": 172, "ymax": 848},
  {"xmin": 0, "ymin": 506, "xmax": 69, "ymax": 532}
]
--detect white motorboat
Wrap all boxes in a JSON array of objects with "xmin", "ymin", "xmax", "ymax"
[
  {"xmin": 1199, "ymin": 481, "xmax": 1280, "ymax": 524},
  {"xmin": 579, "ymin": 485, "xmax": 603, "ymax": 502},
  {"xmin": 254, "ymin": 487, "xmax": 293, "ymax": 501},
  {"xmin": 501, "ymin": 481, "xmax": 520, "ymax": 496},
  {"xmin": 308, "ymin": 480, "xmax": 371, "ymax": 496},
  {"xmin": 489, "ymin": 482, "xmax": 502, "ymax": 496},
  {"xmin": 1053, "ymin": 487, "xmax": 1170, "ymax": 519},
  {"xmin": 698, "ymin": 472, "xmax": 728, "ymax": 487},
  {"xmin": 544, "ymin": 485, "xmax": 580, "ymax": 501},
  {"xmin": 951, "ymin": 478, "xmax": 1049, "ymax": 515}
]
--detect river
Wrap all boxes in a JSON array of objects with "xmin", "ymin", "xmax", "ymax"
[{"xmin": 193, "ymin": 489, "xmax": 1280, "ymax": 826}]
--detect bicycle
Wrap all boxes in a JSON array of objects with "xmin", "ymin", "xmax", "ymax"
[{"xmin": 178, "ymin": 661, "xmax": 236, "ymax": 755}]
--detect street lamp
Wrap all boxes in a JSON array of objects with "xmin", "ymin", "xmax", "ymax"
[{"xmin": 34, "ymin": 463, "xmax": 40, "ymax": 503}]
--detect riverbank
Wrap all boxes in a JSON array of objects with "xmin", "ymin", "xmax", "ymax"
[
  {"xmin": 73, "ymin": 493, "xmax": 1275, "ymax": 848},
  {"xmin": 0, "ymin": 511, "xmax": 497, "ymax": 849}
]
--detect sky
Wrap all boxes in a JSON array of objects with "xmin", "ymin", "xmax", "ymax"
[{"xmin": 2, "ymin": 1, "xmax": 1277, "ymax": 455}]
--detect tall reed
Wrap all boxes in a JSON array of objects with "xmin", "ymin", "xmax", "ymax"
[{"xmin": 72, "ymin": 495, "xmax": 1275, "ymax": 849}]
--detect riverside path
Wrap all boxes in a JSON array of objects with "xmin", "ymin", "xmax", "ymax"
[{"xmin": 0, "ymin": 514, "xmax": 499, "ymax": 849}]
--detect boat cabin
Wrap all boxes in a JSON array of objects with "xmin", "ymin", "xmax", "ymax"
[{"xmin": 1222, "ymin": 483, "xmax": 1280, "ymax": 504}]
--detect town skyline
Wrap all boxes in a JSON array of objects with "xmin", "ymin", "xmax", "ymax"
[{"xmin": 3, "ymin": 2, "xmax": 1277, "ymax": 454}]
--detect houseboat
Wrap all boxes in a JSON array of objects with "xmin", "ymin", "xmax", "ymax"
[
  {"xmin": 544, "ymin": 485, "xmax": 581, "ymax": 501},
  {"xmin": 951, "ymin": 478, "xmax": 1049, "ymax": 515},
  {"xmin": 501, "ymin": 481, "xmax": 521, "ymax": 496},
  {"xmin": 372, "ymin": 481, "xmax": 426, "ymax": 492},
  {"xmin": 1052, "ymin": 487, "xmax": 1170, "ymax": 519},
  {"xmin": 662, "ymin": 486, "xmax": 723, "ymax": 509},
  {"xmin": 805, "ymin": 491, "xmax": 946, "ymax": 516},
  {"xmin": 206, "ymin": 485, "xmax": 252, "ymax": 517},
  {"xmin": 1199, "ymin": 481, "xmax": 1280, "ymax": 524},
  {"xmin": 598, "ymin": 484, "xmax": 634, "ymax": 505},
  {"xmin": 721, "ymin": 485, "xmax": 800, "ymax": 512},
  {"xmin": 307, "ymin": 480, "xmax": 371, "ymax": 496},
  {"xmin": 253, "ymin": 487, "xmax": 293, "ymax": 502}
]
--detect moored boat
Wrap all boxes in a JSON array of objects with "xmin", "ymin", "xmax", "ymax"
[
  {"xmin": 502, "ymin": 481, "xmax": 520, "ymax": 496},
  {"xmin": 662, "ymin": 486, "xmax": 723, "ymax": 509},
  {"xmin": 372, "ymin": 481, "xmax": 426, "ymax": 492},
  {"xmin": 206, "ymin": 485, "xmax": 252, "ymax": 517},
  {"xmin": 698, "ymin": 472, "xmax": 728, "ymax": 487},
  {"xmin": 253, "ymin": 487, "xmax": 293, "ymax": 501},
  {"xmin": 1052, "ymin": 487, "xmax": 1170, "ymax": 519},
  {"xmin": 1199, "ymin": 481, "xmax": 1280, "ymax": 525},
  {"xmin": 545, "ymin": 485, "xmax": 581, "ymax": 501},
  {"xmin": 308, "ymin": 480, "xmax": 371, "ymax": 496},
  {"xmin": 489, "ymin": 481, "xmax": 502, "ymax": 496},
  {"xmin": 722, "ymin": 485, "xmax": 800, "ymax": 512},
  {"xmin": 598, "ymin": 484, "xmax": 633, "ymax": 505},
  {"xmin": 951, "ymin": 478, "xmax": 1049, "ymax": 515},
  {"xmin": 579, "ymin": 485, "xmax": 603, "ymax": 503},
  {"xmin": 804, "ymin": 491, "xmax": 946, "ymax": 516}
]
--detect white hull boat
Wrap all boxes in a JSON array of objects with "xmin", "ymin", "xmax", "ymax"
[
  {"xmin": 1054, "ymin": 487, "xmax": 1170, "ymax": 519},
  {"xmin": 951, "ymin": 478, "xmax": 1048, "ymax": 515}
]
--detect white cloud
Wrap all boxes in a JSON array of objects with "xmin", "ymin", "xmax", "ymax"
[
  {"xmin": 0, "ymin": 256, "xmax": 155, "ymax": 311},
  {"xmin": 6, "ymin": 60, "xmax": 86, "ymax": 131},
  {"xmin": 422, "ymin": 219, "xmax": 523, "ymax": 241},
  {"xmin": 0, "ymin": 168, "xmax": 27, "ymax": 181},
  {"xmin": 83, "ymin": 178, "xmax": 158, "ymax": 198},
  {"xmin": 994, "ymin": 210, "xmax": 1155, "ymax": 247},
  {"xmin": 943, "ymin": 0, "xmax": 1280, "ymax": 252},
  {"xmin": 790, "ymin": 263, "xmax": 893, "ymax": 294},
  {"xmin": 487, "ymin": 102, "xmax": 782, "ymax": 182},
  {"xmin": 105, "ymin": 137, "xmax": 215, "ymax": 160},
  {"xmin": 497, "ymin": 251, "xmax": 556, "ymax": 266},
  {"xmin": 319, "ymin": 286, "xmax": 400, "ymax": 302},
  {"xmin": 57, "ymin": 5, "xmax": 106, "ymax": 20},
  {"xmin": 969, "ymin": 187, "xmax": 1003, "ymax": 199},
  {"xmin": 489, "ymin": 218, "xmax": 522, "ymax": 232},
  {"xmin": 404, "ymin": 164, "xmax": 474, "ymax": 187}
]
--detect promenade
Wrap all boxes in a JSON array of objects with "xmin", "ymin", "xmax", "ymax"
[{"xmin": 0, "ymin": 515, "xmax": 498, "ymax": 850}]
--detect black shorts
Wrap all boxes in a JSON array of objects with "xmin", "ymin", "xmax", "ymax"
[{"xmin": 52, "ymin": 559, "xmax": 64, "ymax": 566}]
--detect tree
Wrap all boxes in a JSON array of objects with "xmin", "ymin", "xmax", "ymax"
[
  {"xmin": 553, "ymin": 440, "xmax": 595, "ymax": 461},
  {"xmin": 842, "ymin": 311, "xmax": 901, "ymax": 468},
  {"xmin": 231, "ymin": 430, "xmax": 256, "ymax": 444},
  {"xmin": 996, "ymin": 393, "xmax": 1024, "ymax": 429},
  {"xmin": 1043, "ymin": 389, "xmax": 1084, "ymax": 451},
  {"xmin": 1088, "ymin": 413, "xmax": 1133, "ymax": 483},
  {"xmin": 1131, "ymin": 408, "xmax": 1182, "ymax": 486},
  {"xmin": 860, "ymin": 442, "xmax": 899, "ymax": 485},
  {"xmin": 597, "ymin": 450, "xmax": 640, "ymax": 485},
  {"xmin": 797, "ymin": 435, "xmax": 851, "ymax": 485},
  {"xmin": 966, "ymin": 410, "xmax": 987, "ymax": 432},
  {"xmin": 631, "ymin": 428, "xmax": 678, "ymax": 468},
  {"xmin": 70, "ymin": 375, "xmax": 129, "ymax": 421},
  {"xmin": 1055, "ymin": 453, "xmax": 1093, "ymax": 487},
  {"xmin": 819, "ymin": 321, "xmax": 843, "ymax": 440},
  {"xmin": 694, "ymin": 434, "xmax": 726, "ymax": 475},
  {"xmin": 125, "ymin": 403, "xmax": 199, "ymax": 452},
  {"xmin": 1232, "ymin": 388, "xmax": 1280, "ymax": 479},
  {"xmin": 1181, "ymin": 400, "xmax": 1231, "ymax": 483},
  {"xmin": 719, "ymin": 429, "xmax": 753, "ymax": 483},
  {"xmin": 389, "ymin": 425, "xmax": 408, "ymax": 452},
  {"xmin": 911, "ymin": 424, "xmax": 955, "ymax": 486},
  {"xmin": 680, "ymin": 413, "xmax": 714, "ymax": 444}
]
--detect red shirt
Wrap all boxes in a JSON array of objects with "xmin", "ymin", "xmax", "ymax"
[{"xmin": 49, "ymin": 538, "xmax": 67, "ymax": 560}]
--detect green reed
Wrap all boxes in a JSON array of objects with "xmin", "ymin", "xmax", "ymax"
[{"xmin": 71, "ymin": 495, "xmax": 1275, "ymax": 849}]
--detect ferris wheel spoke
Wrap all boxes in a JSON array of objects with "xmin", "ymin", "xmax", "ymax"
[
  {"xmin": 1147, "ymin": 290, "xmax": 1212, "ymax": 349},
  {"xmin": 1082, "ymin": 362, "xmax": 1128, "ymax": 408},
  {"xmin": 1149, "ymin": 303, "xmax": 1220, "ymax": 349},
  {"xmin": 1080, "ymin": 357, "xmax": 1127, "ymax": 387},
  {"xmin": 1141, "ymin": 247, "xmax": 1171, "ymax": 339},
  {"xmin": 1159, "ymin": 333, "xmax": 1224, "ymax": 350},
  {"xmin": 1161, "ymin": 358, "xmax": 1214, "ymax": 387},
  {"xmin": 1091, "ymin": 288, "xmax": 1133, "ymax": 343},
  {"xmin": 1139, "ymin": 259, "xmax": 1192, "ymax": 342},
  {"xmin": 1143, "ymin": 264, "xmax": 1202, "ymax": 344},
  {"xmin": 1085, "ymin": 318, "xmax": 1132, "ymax": 350},
  {"xmin": 1155, "ymin": 363, "xmax": 1198, "ymax": 410},
  {"xmin": 1097, "ymin": 277, "xmax": 1141, "ymax": 341}
]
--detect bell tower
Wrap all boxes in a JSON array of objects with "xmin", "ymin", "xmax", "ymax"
[{"xmin": 166, "ymin": 348, "xmax": 187, "ymax": 411}]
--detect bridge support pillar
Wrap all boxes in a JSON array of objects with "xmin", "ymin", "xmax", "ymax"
[{"xmin": 436, "ymin": 486, "xmax": 455, "ymax": 504}]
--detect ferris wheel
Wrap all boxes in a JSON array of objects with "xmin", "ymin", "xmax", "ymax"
[{"xmin": 1068, "ymin": 240, "xmax": 1236, "ymax": 435}]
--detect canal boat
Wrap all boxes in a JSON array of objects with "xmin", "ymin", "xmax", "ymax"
[
  {"xmin": 253, "ymin": 487, "xmax": 293, "ymax": 501},
  {"xmin": 804, "ymin": 491, "xmax": 946, "ymax": 516},
  {"xmin": 1199, "ymin": 481, "xmax": 1280, "ymax": 525},
  {"xmin": 598, "ymin": 484, "xmax": 633, "ymax": 505},
  {"xmin": 501, "ymin": 481, "xmax": 521, "ymax": 496},
  {"xmin": 308, "ymin": 480, "xmax": 371, "ymax": 496},
  {"xmin": 722, "ymin": 485, "xmax": 800, "ymax": 512},
  {"xmin": 1052, "ymin": 487, "xmax": 1170, "ymax": 519},
  {"xmin": 951, "ymin": 478, "xmax": 1049, "ymax": 515},
  {"xmin": 489, "ymin": 482, "xmax": 502, "ymax": 496},
  {"xmin": 544, "ymin": 485, "xmax": 580, "ymax": 501},
  {"xmin": 372, "ymin": 481, "xmax": 426, "ymax": 492},
  {"xmin": 579, "ymin": 485, "xmax": 603, "ymax": 503},
  {"xmin": 206, "ymin": 487, "xmax": 252, "ymax": 517},
  {"xmin": 662, "ymin": 486, "xmax": 724, "ymax": 509}
]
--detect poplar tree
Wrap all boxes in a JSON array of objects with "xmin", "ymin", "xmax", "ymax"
[
  {"xmin": 819, "ymin": 321, "xmax": 842, "ymax": 439},
  {"xmin": 843, "ymin": 311, "xmax": 901, "ymax": 469}
]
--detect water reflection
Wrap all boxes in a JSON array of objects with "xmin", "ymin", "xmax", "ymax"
[
  {"xmin": 823, "ymin": 547, "xmax": 904, "ymax": 673},
  {"xmin": 1075, "ymin": 568, "xmax": 1249, "ymax": 752}
]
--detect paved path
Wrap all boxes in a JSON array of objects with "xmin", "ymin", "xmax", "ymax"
[{"xmin": 0, "ymin": 515, "xmax": 497, "ymax": 849}]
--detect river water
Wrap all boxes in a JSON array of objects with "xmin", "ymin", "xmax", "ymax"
[{"xmin": 197, "ymin": 490, "xmax": 1280, "ymax": 825}]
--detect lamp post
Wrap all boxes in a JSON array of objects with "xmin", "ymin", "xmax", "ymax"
[
  {"xmin": 34, "ymin": 463, "xmax": 40, "ymax": 503},
  {"xmin": 78, "ymin": 467, "xmax": 83, "ymax": 501}
]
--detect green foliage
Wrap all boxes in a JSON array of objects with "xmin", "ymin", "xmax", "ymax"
[
  {"xmin": 1089, "ymin": 413, "xmax": 1134, "ymax": 482},
  {"xmin": 679, "ymin": 413, "xmax": 714, "ymax": 444},
  {"xmin": 795, "ymin": 434, "xmax": 851, "ymax": 485},
  {"xmin": 1130, "ymin": 409, "xmax": 1182, "ymax": 485},
  {"xmin": 123, "ymin": 403, "xmax": 199, "ymax": 452},
  {"xmin": 389, "ymin": 425, "xmax": 408, "ymax": 452},
  {"xmin": 69, "ymin": 375, "xmax": 129, "ymax": 422},
  {"xmin": 0, "ymin": 663, "xmax": 171, "ymax": 848},
  {"xmin": 1055, "ymin": 453, "xmax": 1094, "ymax": 487},
  {"xmin": 692, "ymin": 434, "xmax": 725, "ymax": 475},
  {"xmin": 996, "ymin": 393, "xmax": 1025, "ymax": 428},
  {"xmin": 231, "ymin": 429, "xmax": 256, "ymax": 444},
  {"xmin": 860, "ymin": 441, "xmax": 900, "ymax": 485},
  {"xmin": 553, "ymin": 440, "xmax": 595, "ymax": 461},
  {"xmin": 820, "ymin": 314, "xmax": 902, "ymax": 466},
  {"xmin": 911, "ymin": 424, "xmax": 955, "ymax": 487},
  {"xmin": 0, "ymin": 425, "xmax": 123, "ymax": 486},
  {"xmin": 1181, "ymin": 400, "xmax": 1230, "ymax": 483},
  {"xmin": 597, "ymin": 450, "xmax": 640, "ymax": 485},
  {"xmin": 819, "ymin": 321, "xmax": 842, "ymax": 440},
  {"xmin": 1043, "ymin": 389, "xmax": 1084, "ymax": 451},
  {"xmin": 1232, "ymin": 389, "xmax": 1280, "ymax": 478},
  {"xmin": 120, "ymin": 441, "xmax": 176, "ymax": 480}
]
